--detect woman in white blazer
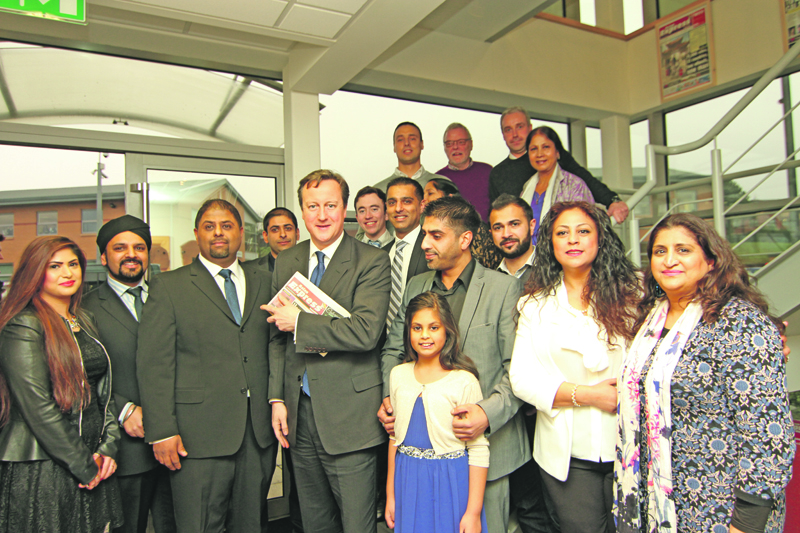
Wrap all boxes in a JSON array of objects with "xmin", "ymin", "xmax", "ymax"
[{"xmin": 509, "ymin": 201, "xmax": 640, "ymax": 533}]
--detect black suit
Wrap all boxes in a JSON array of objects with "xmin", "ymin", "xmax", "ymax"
[
  {"xmin": 83, "ymin": 282, "xmax": 176, "ymax": 533},
  {"xmin": 137, "ymin": 259, "xmax": 276, "ymax": 533}
]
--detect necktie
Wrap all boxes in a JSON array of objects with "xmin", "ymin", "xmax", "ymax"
[
  {"xmin": 218, "ymin": 269, "xmax": 242, "ymax": 325},
  {"xmin": 387, "ymin": 240, "xmax": 407, "ymax": 328},
  {"xmin": 126, "ymin": 286, "xmax": 144, "ymax": 321},
  {"xmin": 367, "ymin": 240, "xmax": 382, "ymax": 248},
  {"xmin": 303, "ymin": 251, "xmax": 326, "ymax": 396}
]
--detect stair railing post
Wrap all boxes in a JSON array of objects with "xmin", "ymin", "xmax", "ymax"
[{"xmin": 711, "ymin": 146, "xmax": 726, "ymax": 239}]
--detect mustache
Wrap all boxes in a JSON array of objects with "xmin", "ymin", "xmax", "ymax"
[
  {"xmin": 120, "ymin": 258, "xmax": 143, "ymax": 267},
  {"xmin": 501, "ymin": 238, "xmax": 520, "ymax": 246}
]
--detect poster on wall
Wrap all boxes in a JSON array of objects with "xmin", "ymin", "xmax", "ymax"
[
  {"xmin": 656, "ymin": 1, "xmax": 715, "ymax": 101},
  {"xmin": 781, "ymin": 0, "xmax": 800, "ymax": 51}
]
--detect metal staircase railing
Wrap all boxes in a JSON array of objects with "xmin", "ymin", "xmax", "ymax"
[{"xmin": 623, "ymin": 43, "xmax": 800, "ymax": 267}]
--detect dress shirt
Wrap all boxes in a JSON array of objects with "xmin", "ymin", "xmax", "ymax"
[
  {"xmin": 197, "ymin": 253, "xmax": 246, "ymax": 317},
  {"xmin": 295, "ymin": 232, "xmax": 345, "ymax": 339},
  {"xmin": 389, "ymin": 225, "xmax": 421, "ymax": 296},
  {"xmin": 106, "ymin": 276, "xmax": 148, "ymax": 319},
  {"xmin": 497, "ymin": 248, "xmax": 535, "ymax": 280},
  {"xmin": 447, "ymin": 159, "xmax": 474, "ymax": 171},
  {"xmin": 268, "ymin": 254, "xmax": 276, "ymax": 271},
  {"xmin": 392, "ymin": 165, "xmax": 429, "ymax": 181},
  {"xmin": 430, "ymin": 258, "xmax": 476, "ymax": 323},
  {"xmin": 509, "ymin": 279, "xmax": 622, "ymax": 481},
  {"xmin": 356, "ymin": 228, "xmax": 394, "ymax": 248}
]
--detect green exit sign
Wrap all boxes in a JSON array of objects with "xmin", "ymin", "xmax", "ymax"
[{"xmin": 0, "ymin": 0, "xmax": 85, "ymax": 23}]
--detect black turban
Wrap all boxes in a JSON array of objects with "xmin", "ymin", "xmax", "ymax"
[{"xmin": 96, "ymin": 215, "xmax": 152, "ymax": 253}]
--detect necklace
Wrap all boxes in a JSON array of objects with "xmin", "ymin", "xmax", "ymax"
[
  {"xmin": 65, "ymin": 314, "xmax": 80, "ymax": 329},
  {"xmin": 570, "ymin": 304, "xmax": 589, "ymax": 317}
]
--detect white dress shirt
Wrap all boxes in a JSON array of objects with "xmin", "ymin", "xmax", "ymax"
[
  {"xmin": 197, "ymin": 253, "xmax": 246, "ymax": 317},
  {"xmin": 509, "ymin": 279, "xmax": 623, "ymax": 481},
  {"xmin": 106, "ymin": 276, "xmax": 148, "ymax": 319}
]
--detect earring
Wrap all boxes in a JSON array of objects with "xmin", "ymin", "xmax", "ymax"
[{"xmin": 654, "ymin": 283, "xmax": 664, "ymax": 298}]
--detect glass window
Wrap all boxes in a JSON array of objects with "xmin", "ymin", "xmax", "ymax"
[
  {"xmin": 0, "ymin": 213, "xmax": 13, "ymax": 238},
  {"xmin": 82, "ymin": 209, "xmax": 97, "ymax": 234},
  {"xmin": 37, "ymin": 211, "xmax": 58, "ymax": 236},
  {"xmin": 585, "ymin": 126, "xmax": 602, "ymax": 178},
  {"xmin": 623, "ymin": 0, "xmax": 644, "ymax": 34},
  {"xmin": 665, "ymin": 79, "xmax": 788, "ymax": 212},
  {"xmin": 658, "ymin": 0, "xmax": 697, "ymax": 18}
]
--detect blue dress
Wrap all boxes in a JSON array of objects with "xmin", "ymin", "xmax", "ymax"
[{"xmin": 394, "ymin": 396, "xmax": 488, "ymax": 533}]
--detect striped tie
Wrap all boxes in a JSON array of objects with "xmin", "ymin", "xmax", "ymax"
[{"xmin": 387, "ymin": 240, "xmax": 407, "ymax": 328}]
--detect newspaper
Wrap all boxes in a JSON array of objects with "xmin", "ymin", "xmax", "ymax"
[{"xmin": 268, "ymin": 272, "xmax": 350, "ymax": 319}]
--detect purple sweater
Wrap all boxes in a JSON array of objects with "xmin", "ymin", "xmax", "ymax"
[{"xmin": 436, "ymin": 161, "xmax": 493, "ymax": 221}]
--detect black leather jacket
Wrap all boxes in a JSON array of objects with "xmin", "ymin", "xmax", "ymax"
[{"xmin": 0, "ymin": 307, "xmax": 119, "ymax": 485}]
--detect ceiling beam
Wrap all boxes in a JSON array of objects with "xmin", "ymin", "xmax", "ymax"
[{"xmin": 284, "ymin": 0, "xmax": 447, "ymax": 95}]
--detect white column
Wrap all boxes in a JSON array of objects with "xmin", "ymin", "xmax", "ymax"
[
  {"xmin": 595, "ymin": 0, "xmax": 625, "ymax": 32},
  {"xmin": 569, "ymin": 120, "xmax": 587, "ymax": 167},
  {"xmin": 600, "ymin": 114, "xmax": 633, "ymax": 190},
  {"xmin": 282, "ymin": 88, "xmax": 321, "ymax": 214}
]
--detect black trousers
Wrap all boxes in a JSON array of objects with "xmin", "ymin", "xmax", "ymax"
[
  {"xmin": 114, "ymin": 465, "xmax": 176, "ymax": 533},
  {"xmin": 539, "ymin": 458, "xmax": 614, "ymax": 533}
]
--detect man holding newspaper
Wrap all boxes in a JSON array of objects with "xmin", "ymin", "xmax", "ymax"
[{"xmin": 263, "ymin": 169, "xmax": 391, "ymax": 533}]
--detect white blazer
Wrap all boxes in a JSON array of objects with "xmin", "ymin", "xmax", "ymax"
[{"xmin": 509, "ymin": 280, "xmax": 622, "ymax": 481}]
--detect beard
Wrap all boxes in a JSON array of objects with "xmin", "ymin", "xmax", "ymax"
[
  {"xmin": 109, "ymin": 259, "xmax": 145, "ymax": 283},
  {"xmin": 499, "ymin": 237, "xmax": 532, "ymax": 260},
  {"xmin": 210, "ymin": 246, "xmax": 231, "ymax": 259}
]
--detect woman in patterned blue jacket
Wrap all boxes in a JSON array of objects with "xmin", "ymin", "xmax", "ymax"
[{"xmin": 616, "ymin": 213, "xmax": 795, "ymax": 533}]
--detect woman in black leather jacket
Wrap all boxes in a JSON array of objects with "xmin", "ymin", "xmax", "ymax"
[{"xmin": 0, "ymin": 236, "xmax": 122, "ymax": 532}]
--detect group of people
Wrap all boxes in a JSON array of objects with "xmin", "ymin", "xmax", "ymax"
[{"xmin": 0, "ymin": 105, "xmax": 794, "ymax": 533}]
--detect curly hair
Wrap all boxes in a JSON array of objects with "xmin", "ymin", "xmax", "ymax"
[
  {"xmin": 403, "ymin": 292, "xmax": 479, "ymax": 379},
  {"xmin": 635, "ymin": 213, "xmax": 783, "ymax": 332},
  {"xmin": 523, "ymin": 201, "xmax": 640, "ymax": 345}
]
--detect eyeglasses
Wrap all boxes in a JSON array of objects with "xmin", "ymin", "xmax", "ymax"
[{"xmin": 444, "ymin": 139, "xmax": 471, "ymax": 148}]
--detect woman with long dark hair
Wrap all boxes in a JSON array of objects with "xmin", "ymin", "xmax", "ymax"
[
  {"xmin": 0, "ymin": 236, "xmax": 122, "ymax": 532},
  {"xmin": 616, "ymin": 213, "xmax": 794, "ymax": 533},
  {"xmin": 510, "ymin": 201, "xmax": 640, "ymax": 532}
]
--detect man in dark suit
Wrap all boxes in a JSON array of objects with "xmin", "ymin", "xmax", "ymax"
[
  {"xmin": 137, "ymin": 199, "xmax": 276, "ymax": 533},
  {"xmin": 384, "ymin": 176, "xmax": 429, "ymax": 329},
  {"xmin": 264, "ymin": 170, "xmax": 390, "ymax": 533},
  {"xmin": 256, "ymin": 207, "xmax": 300, "ymax": 273},
  {"xmin": 83, "ymin": 215, "xmax": 176, "ymax": 533},
  {"xmin": 379, "ymin": 195, "xmax": 529, "ymax": 533}
]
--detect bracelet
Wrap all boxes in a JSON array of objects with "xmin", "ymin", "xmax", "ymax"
[
  {"xmin": 571, "ymin": 384, "xmax": 581, "ymax": 407},
  {"xmin": 122, "ymin": 404, "xmax": 136, "ymax": 423}
]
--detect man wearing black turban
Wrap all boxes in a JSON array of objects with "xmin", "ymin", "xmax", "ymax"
[{"xmin": 84, "ymin": 215, "xmax": 177, "ymax": 533}]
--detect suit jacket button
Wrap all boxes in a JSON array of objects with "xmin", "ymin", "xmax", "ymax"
[
  {"xmin": 297, "ymin": 376, "xmax": 301, "ymax": 382},
  {"xmin": 240, "ymin": 388, "xmax": 247, "ymax": 394},
  {"xmin": 243, "ymin": 357, "xmax": 249, "ymax": 363}
]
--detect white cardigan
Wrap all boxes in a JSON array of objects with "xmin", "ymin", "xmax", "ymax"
[
  {"xmin": 509, "ymin": 280, "xmax": 623, "ymax": 481},
  {"xmin": 389, "ymin": 362, "xmax": 490, "ymax": 468}
]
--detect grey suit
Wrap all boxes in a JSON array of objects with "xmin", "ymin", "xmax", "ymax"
[
  {"xmin": 137, "ymin": 259, "xmax": 276, "ymax": 533},
  {"xmin": 382, "ymin": 262, "xmax": 530, "ymax": 531},
  {"xmin": 269, "ymin": 233, "xmax": 390, "ymax": 532},
  {"xmin": 83, "ymin": 282, "xmax": 176, "ymax": 533}
]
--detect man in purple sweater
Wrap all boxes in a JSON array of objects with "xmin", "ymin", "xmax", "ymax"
[{"xmin": 435, "ymin": 122, "xmax": 493, "ymax": 221}]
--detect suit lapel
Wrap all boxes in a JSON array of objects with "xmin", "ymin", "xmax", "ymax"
[
  {"xmin": 406, "ymin": 231, "xmax": 426, "ymax": 283},
  {"xmin": 189, "ymin": 260, "xmax": 238, "ymax": 325},
  {"xmin": 319, "ymin": 234, "xmax": 352, "ymax": 297},
  {"xmin": 97, "ymin": 282, "xmax": 138, "ymax": 335},
  {"xmin": 457, "ymin": 263, "xmax": 485, "ymax": 350},
  {"xmin": 240, "ymin": 262, "xmax": 261, "ymax": 327}
]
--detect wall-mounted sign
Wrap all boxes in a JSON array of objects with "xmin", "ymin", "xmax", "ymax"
[
  {"xmin": 656, "ymin": 1, "xmax": 715, "ymax": 101},
  {"xmin": 782, "ymin": 0, "xmax": 800, "ymax": 51},
  {"xmin": 0, "ymin": 0, "xmax": 85, "ymax": 23}
]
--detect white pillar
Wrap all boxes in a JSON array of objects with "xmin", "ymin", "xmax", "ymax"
[
  {"xmin": 595, "ymin": 0, "xmax": 625, "ymax": 32},
  {"xmin": 569, "ymin": 120, "xmax": 588, "ymax": 167},
  {"xmin": 282, "ymin": 89, "xmax": 321, "ymax": 214},
  {"xmin": 600, "ymin": 114, "xmax": 633, "ymax": 190}
]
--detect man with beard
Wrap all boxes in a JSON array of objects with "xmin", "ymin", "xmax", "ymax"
[
  {"xmin": 83, "ymin": 215, "xmax": 177, "ymax": 533},
  {"xmin": 489, "ymin": 196, "xmax": 561, "ymax": 533},
  {"xmin": 380, "ymin": 196, "xmax": 528, "ymax": 533},
  {"xmin": 490, "ymin": 194, "xmax": 536, "ymax": 281},
  {"xmin": 137, "ymin": 200, "xmax": 276, "ymax": 533}
]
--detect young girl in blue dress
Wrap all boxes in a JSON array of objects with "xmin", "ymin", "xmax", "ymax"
[{"xmin": 385, "ymin": 292, "xmax": 489, "ymax": 533}]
